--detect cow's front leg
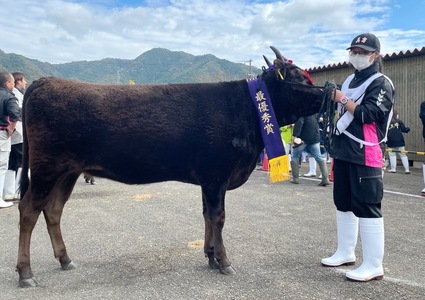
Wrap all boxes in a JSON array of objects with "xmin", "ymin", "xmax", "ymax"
[{"xmin": 202, "ymin": 182, "xmax": 236, "ymax": 275}]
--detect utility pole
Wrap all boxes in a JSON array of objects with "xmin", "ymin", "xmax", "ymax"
[
  {"xmin": 244, "ymin": 59, "xmax": 253, "ymax": 79},
  {"xmin": 116, "ymin": 69, "xmax": 122, "ymax": 84}
]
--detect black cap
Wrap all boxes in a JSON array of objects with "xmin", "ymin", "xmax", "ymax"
[{"xmin": 347, "ymin": 33, "xmax": 380, "ymax": 51}]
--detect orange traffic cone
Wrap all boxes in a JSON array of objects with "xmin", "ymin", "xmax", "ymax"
[
  {"xmin": 329, "ymin": 158, "xmax": 334, "ymax": 182},
  {"xmin": 261, "ymin": 155, "xmax": 269, "ymax": 171}
]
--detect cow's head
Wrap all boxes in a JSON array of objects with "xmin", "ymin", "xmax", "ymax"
[{"xmin": 262, "ymin": 46, "xmax": 325, "ymax": 126}]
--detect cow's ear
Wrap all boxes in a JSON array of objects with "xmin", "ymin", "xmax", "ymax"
[{"xmin": 273, "ymin": 59, "xmax": 287, "ymax": 81}]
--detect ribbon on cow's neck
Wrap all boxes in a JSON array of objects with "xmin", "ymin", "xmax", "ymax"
[{"xmin": 247, "ymin": 77, "xmax": 290, "ymax": 183}]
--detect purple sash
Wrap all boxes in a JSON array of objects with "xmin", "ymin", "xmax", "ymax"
[{"xmin": 247, "ymin": 77, "xmax": 290, "ymax": 182}]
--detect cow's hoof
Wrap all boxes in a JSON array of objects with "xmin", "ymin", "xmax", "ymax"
[
  {"xmin": 220, "ymin": 266, "xmax": 236, "ymax": 275},
  {"xmin": 19, "ymin": 277, "xmax": 38, "ymax": 288},
  {"xmin": 61, "ymin": 261, "xmax": 76, "ymax": 270},
  {"xmin": 208, "ymin": 259, "xmax": 220, "ymax": 269}
]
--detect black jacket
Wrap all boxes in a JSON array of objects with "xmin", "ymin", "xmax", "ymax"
[
  {"xmin": 386, "ymin": 118, "xmax": 409, "ymax": 148},
  {"xmin": 292, "ymin": 114, "xmax": 319, "ymax": 144},
  {"xmin": 329, "ymin": 61, "xmax": 395, "ymax": 167},
  {"xmin": 0, "ymin": 87, "xmax": 20, "ymax": 127},
  {"xmin": 420, "ymin": 101, "xmax": 425, "ymax": 141}
]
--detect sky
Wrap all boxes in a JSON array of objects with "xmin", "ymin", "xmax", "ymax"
[{"xmin": 1, "ymin": 0, "xmax": 425, "ymax": 69}]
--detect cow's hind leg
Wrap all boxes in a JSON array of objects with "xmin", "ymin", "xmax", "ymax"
[
  {"xmin": 202, "ymin": 182, "xmax": 236, "ymax": 275},
  {"xmin": 17, "ymin": 190, "xmax": 42, "ymax": 287},
  {"xmin": 17, "ymin": 172, "xmax": 79, "ymax": 287},
  {"xmin": 42, "ymin": 173, "xmax": 80, "ymax": 271}
]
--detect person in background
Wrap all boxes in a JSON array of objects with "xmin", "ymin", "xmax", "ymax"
[
  {"xmin": 420, "ymin": 101, "xmax": 425, "ymax": 142},
  {"xmin": 280, "ymin": 124, "xmax": 293, "ymax": 171},
  {"xmin": 386, "ymin": 111, "xmax": 410, "ymax": 174},
  {"xmin": 304, "ymin": 116, "xmax": 328, "ymax": 177},
  {"xmin": 301, "ymin": 151, "xmax": 308, "ymax": 163},
  {"xmin": 290, "ymin": 113, "xmax": 330, "ymax": 186},
  {"xmin": 0, "ymin": 72, "xmax": 20, "ymax": 209},
  {"xmin": 321, "ymin": 33, "xmax": 394, "ymax": 282},
  {"xmin": 303, "ymin": 154, "xmax": 317, "ymax": 177},
  {"xmin": 419, "ymin": 101, "xmax": 425, "ymax": 195},
  {"xmin": 83, "ymin": 173, "xmax": 96, "ymax": 185},
  {"xmin": 3, "ymin": 72, "xmax": 26, "ymax": 201}
]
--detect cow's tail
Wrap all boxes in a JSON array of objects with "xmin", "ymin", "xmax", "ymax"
[
  {"xmin": 19, "ymin": 80, "xmax": 39, "ymax": 200},
  {"xmin": 19, "ymin": 124, "xmax": 30, "ymax": 200}
]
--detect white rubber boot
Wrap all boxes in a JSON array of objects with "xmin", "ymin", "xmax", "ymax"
[
  {"xmin": 400, "ymin": 155, "xmax": 410, "ymax": 173},
  {"xmin": 287, "ymin": 154, "xmax": 292, "ymax": 171},
  {"xmin": 304, "ymin": 157, "xmax": 316, "ymax": 177},
  {"xmin": 346, "ymin": 218, "xmax": 384, "ymax": 281},
  {"xmin": 15, "ymin": 167, "xmax": 22, "ymax": 198},
  {"xmin": 321, "ymin": 211, "xmax": 358, "ymax": 267},
  {"xmin": 3, "ymin": 170, "xmax": 16, "ymax": 200},
  {"xmin": 0, "ymin": 171, "xmax": 12, "ymax": 208},
  {"xmin": 388, "ymin": 154, "xmax": 397, "ymax": 172},
  {"xmin": 0, "ymin": 198, "xmax": 12, "ymax": 208},
  {"xmin": 422, "ymin": 163, "xmax": 425, "ymax": 195}
]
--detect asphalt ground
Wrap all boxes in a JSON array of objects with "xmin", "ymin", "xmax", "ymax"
[{"xmin": 1, "ymin": 161, "xmax": 424, "ymax": 300}]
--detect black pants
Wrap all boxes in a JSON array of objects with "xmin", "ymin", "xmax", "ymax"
[
  {"xmin": 333, "ymin": 159, "xmax": 383, "ymax": 218},
  {"xmin": 8, "ymin": 143, "xmax": 23, "ymax": 171}
]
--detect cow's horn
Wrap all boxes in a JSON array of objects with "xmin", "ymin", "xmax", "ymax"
[
  {"xmin": 270, "ymin": 46, "xmax": 284, "ymax": 61},
  {"xmin": 263, "ymin": 55, "xmax": 272, "ymax": 67}
]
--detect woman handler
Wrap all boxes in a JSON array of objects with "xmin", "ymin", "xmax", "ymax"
[{"xmin": 321, "ymin": 33, "xmax": 395, "ymax": 282}]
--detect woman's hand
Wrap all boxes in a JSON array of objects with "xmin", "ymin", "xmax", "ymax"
[{"xmin": 332, "ymin": 89, "xmax": 345, "ymax": 103}]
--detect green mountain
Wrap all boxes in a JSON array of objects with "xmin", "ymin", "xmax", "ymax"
[{"xmin": 0, "ymin": 48, "xmax": 260, "ymax": 84}]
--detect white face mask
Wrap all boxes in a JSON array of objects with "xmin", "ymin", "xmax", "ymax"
[{"xmin": 348, "ymin": 53, "xmax": 374, "ymax": 71}]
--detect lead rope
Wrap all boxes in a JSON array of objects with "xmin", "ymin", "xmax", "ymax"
[{"xmin": 319, "ymin": 81, "xmax": 339, "ymax": 151}]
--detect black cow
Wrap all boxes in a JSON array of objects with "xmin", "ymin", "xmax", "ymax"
[{"xmin": 16, "ymin": 48, "xmax": 324, "ymax": 287}]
